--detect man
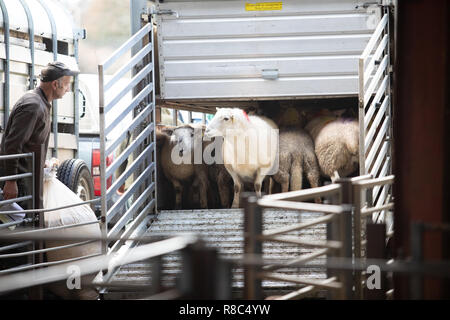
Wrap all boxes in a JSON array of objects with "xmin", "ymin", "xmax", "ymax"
[{"xmin": 0, "ymin": 61, "xmax": 79, "ymax": 205}]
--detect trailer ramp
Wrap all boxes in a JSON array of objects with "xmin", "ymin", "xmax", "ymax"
[{"xmin": 105, "ymin": 208, "xmax": 327, "ymax": 299}]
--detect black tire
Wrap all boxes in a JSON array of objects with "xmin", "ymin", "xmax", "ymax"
[{"xmin": 57, "ymin": 159, "xmax": 95, "ymax": 210}]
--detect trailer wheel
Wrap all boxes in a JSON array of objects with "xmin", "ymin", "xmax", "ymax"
[{"xmin": 57, "ymin": 159, "xmax": 95, "ymax": 209}]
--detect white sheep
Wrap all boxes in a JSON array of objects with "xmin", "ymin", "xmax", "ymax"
[
  {"xmin": 305, "ymin": 116, "xmax": 359, "ymax": 182},
  {"xmin": 204, "ymin": 108, "xmax": 279, "ymax": 208}
]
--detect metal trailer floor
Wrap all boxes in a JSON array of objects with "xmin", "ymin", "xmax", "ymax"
[{"xmin": 106, "ymin": 208, "xmax": 328, "ymax": 299}]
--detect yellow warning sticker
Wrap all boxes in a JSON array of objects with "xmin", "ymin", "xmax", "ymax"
[{"xmin": 245, "ymin": 2, "xmax": 283, "ymax": 11}]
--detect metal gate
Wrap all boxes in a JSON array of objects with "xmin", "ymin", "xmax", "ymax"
[
  {"xmin": 98, "ymin": 22, "xmax": 156, "ymax": 280},
  {"xmin": 358, "ymin": 8, "xmax": 393, "ymax": 222}
]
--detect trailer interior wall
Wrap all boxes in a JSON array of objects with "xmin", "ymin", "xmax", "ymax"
[{"xmin": 153, "ymin": 0, "xmax": 381, "ymax": 101}]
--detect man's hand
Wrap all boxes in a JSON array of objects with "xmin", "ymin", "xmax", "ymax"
[{"xmin": 3, "ymin": 180, "xmax": 18, "ymax": 200}]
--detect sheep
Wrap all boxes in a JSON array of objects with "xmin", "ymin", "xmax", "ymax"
[
  {"xmin": 272, "ymin": 127, "xmax": 321, "ymax": 197},
  {"xmin": 160, "ymin": 124, "xmax": 209, "ymax": 209},
  {"xmin": 156, "ymin": 125, "xmax": 176, "ymax": 210},
  {"xmin": 204, "ymin": 108, "xmax": 279, "ymax": 208},
  {"xmin": 304, "ymin": 115, "xmax": 359, "ymax": 182},
  {"xmin": 203, "ymin": 134, "xmax": 233, "ymax": 208}
]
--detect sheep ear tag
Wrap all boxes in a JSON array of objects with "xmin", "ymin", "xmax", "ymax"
[{"xmin": 242, "ymin": 110, "xmax": 250, "ymax": 122}]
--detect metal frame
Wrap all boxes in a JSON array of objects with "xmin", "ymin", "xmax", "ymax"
[
  {"xmin": 0, "ymin": 152, "xmax": 35, "ymax": 222},
  {"xmin": 352, "ymin": 174, "xmax": 394, "ymax": 299},
  {"xmin": 98, "ymin": 21, "xmax": 156, "ymax": 284},
  {"xmin": 18, "ymin": 0, "xmax": 36, "ymax": 91},
  {"xmin": 0, "ymin": 150, "xmax": 104, "ymax": 277},
  {"xmin": 37, "ymin": 0, "xmax": 59, "ymax": 158},
  {"xmin": 243, "ymin": 174, "xmax": 395, "ymax": 300},
  {"xmin": 358, "ymin": 9, "xmax": 393, "ymax": 200},
  {"xmin": 243, "ymin": 181, "xmax": 354, "ymax": 300},
  {"xmin": 0, "ymin": 233, "xmax": 199, "ymax": 297},
  {"xmin": 0, "ymin": 0, "xmax": 10, "ymax": 129}
]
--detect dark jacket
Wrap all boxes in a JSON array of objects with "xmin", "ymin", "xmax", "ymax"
[{"xmin": 0, "ymin": 87, "xmax": 52, "ymax": 177}]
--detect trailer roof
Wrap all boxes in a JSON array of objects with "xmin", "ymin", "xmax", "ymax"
[{"xmin": 0, "ymin": 0, "xmax": 76, "ymax": 42}]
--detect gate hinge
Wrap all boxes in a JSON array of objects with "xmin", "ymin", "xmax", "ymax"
[
  {"xmin": 148, "ymin": 8, "xmax": 179, "ymax": 18},
  {"xmin": 356, "ymin": 1, "xmax": 394, "ymax": 9},
  {"xmin": 141, "ymin": 13, "xmax": 150, "ymax": 23}
]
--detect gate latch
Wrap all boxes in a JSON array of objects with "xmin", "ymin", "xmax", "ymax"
[
  {"xmin": 261, "ymin": 69, "xmax": 279, "ymax": 80},
  {"xmin": 148, "ymin": 8, "xmax": 179, "ymax": 18}
]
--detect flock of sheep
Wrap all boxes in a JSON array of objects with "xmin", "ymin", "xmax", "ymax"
[{"xmin": 156, "ymin": 105, "xmax": 359, "ymax": 210}]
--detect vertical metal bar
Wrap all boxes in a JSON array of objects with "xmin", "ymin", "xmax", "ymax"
[
  {"xmin": 365, "ymin": 223, "xmax": 387, "ymax": 300},
  {"xmin": 326, "ymin": 183, "xmax": 341, "ymax": 299},
  {"xmin": 73, "ymin": 30, "xmax": 83, "ymax": 159},
  {"xmin": 384, "ymin": 9, "xmax": 393, "ymax": 178},
  {"xmin": 243, "ymin": 193, "xmax": 263, "ymax": 300},
  {"xmin": 29, "ymin": 152, "xmax": 36, "ymax": 268},
  {"xmin": 36, "ymin": 145, "xmax": 44, "ymax": 300},
  {"xmin": 188, "ymin": 111, "xmax": 192, "ymax": 124},
  {"xmin": 0, "ymin": 0, "xmax": 10, "ymax": 129},
  {"xmin": 28, "ymin": 145, "xmax": 44, "ymax": 299},
  {"xmin": 410, "ymin": 222, "xmax": 424, "ymax": 299},
  {"xmin": 326, "ymin": 218, "xmax": 337, "ymax": 299},
  {"xmin": 150, "ymin": 256, "xmax": 162, "ymax": 294},
  {"xmin": 202, "ymin": 113, "xmax": 206, "ymax": 125},
  {"xmin": 336, "ymin": 178, "xmax": 354, "ymax": 300},
  {"xmin": 155, "ymin": 107, "xmax": 161, "ymax": 123},
  {"xmin": 179, "ymin": 245, "xmax": 193, "ymax": 298},
  {"xmin": 194, "ymin": 245, "xmax": 219, "ymax": 299},
  {"xmin": 130, "ymin": 0, "xmax": 147, "ymax": 55},
  {"xmin": 179, "ymin": 241, "xmax": 220, "ymax": 299},
  {"xmin": 18, "ymin": 0, "xmax": 36, "ymax": 90},
  {"xmin": 38, "ymin": 0, "xmax": 59, "ymax": 158},
  {"xmin": 150, "ymin": 24, "xmax": 158, "ymax": 213},
  {"xmin": 130, "ymin": 3, "xmax": 147, "ymax": 200},
  {"xmin": 339, "ymin": 209, "xmax": 353, "ymax": 300},
  {"xmin": 98, "ymin": 65, "xmax": 108, "ymax": 255},
  {"xmin": 216, "ymin": 258, "xmax": 233, "ymax": 300},
  {"xmin": 172, "ymin": 109, "xmax": 177, "ymax": 125},
  {"xmin": 358, "ymin": 57, "xmax": 366, "ymax": 175},
  {"xmin": 353, "ymin": 183, "xmax": 363, "ymax": 299}
]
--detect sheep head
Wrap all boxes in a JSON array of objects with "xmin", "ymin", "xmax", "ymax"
[{"xmin": 204, "ymin": 108, "xmax": 246, "ymax": 139}]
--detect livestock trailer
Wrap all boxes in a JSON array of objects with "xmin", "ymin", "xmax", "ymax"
[
  {"xmin": 96, "ymin": 0, "xmax": 395, "ymax": 299},
  {"xmin": 150, "ymin": 0, "xmax": 394, "ymax": 182},
  {"xmin": 0, "ymin": 0, "xmax": 396, "ymax": 300}
]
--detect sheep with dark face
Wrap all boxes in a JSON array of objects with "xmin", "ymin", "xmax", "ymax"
[
  {"xmin": 273, "ymin": 127, "xmax": 321, "ymax": 196},
  {"xmin": 160, "ymin": 124, "xmax": 209, "ymax": 209},
  {"xmin": 204, "ymin": 108, "xmax": 279, "ymax": 208},
  {"xmin": 156, "ymin": 125, "xmax": 175, "ymax": 210},
  {"xmin": 203, "ymin": 135, "xmax": 233, "ymax": 209}
]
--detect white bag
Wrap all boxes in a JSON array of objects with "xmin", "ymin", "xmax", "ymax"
[
  {"xmin": 0, "ymin": 194, "xmax": 25, "ymax": 231},
  {"xmin": 43, "ymin": 159, "xmax": 101, "ymax": 300}
]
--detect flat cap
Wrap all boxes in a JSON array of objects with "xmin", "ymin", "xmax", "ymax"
[{"xmin": 39, "ymin": 61, "xmax": 79, "ymax": 82}]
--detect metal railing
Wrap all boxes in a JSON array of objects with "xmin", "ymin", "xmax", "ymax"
[
  {"xmin": 243, "ymin": 181, "xmax": 354, "ymax": 300},
  {"xmin": 0, "ymin": 231, "xmax": 233, "ymax": 300},
  {"xmin": 242, "ymin": 174, "xmax": 395, "ymax": 300},
  {"xmin": 0, "ymin": 152, "xmax": 36, "ymax": 277},
  {"xmin": 1, "ymin": 202, "xmax": 102, "ymax": 276},
  {"xmin": 358, "ymin": 9, "xmax": 393, "ymax": 209},
  {"xmin": 0, "ymin": 232, "xmax": 186, "ymax": 294},
  {"xmin": 352, "ymin": 174, "xmax": 394, "ymax": 299},
  {"xmin": 0, "ymin": 152, "xmax": 102, "ymax": 297}
]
